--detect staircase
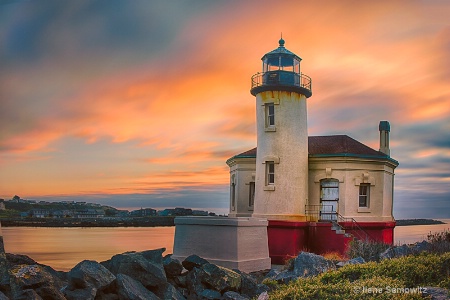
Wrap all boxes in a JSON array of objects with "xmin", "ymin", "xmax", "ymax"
[{"xmin": 305, "ymin": 205, "xmax": 374, "ymax": 241}]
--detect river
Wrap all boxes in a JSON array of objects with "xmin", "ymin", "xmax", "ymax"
[{"xmin": 1, "ymin": 220, "xmax": 448, "ymax": 271}]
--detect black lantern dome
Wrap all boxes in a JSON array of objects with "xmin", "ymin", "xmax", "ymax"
[{"xmin": 250, "ymin": 39, "xmax": 312, "ymax": 97}]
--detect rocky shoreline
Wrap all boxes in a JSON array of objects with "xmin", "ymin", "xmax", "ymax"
[{"xmin": 1, "ymin": 239, "xmax": 448, "ymax": 299}]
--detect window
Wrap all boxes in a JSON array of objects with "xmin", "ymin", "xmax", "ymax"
[
  {"xmin": 249, "ymin": 182, "xmax": 255, "ymax": 208},
  {"xmin": 266, "ymin": 103, "xmax": 275, "ymax": 127},
  {"xmin": 359, "ymin": 184, "xmax": 370, "ymax": 207},
  {"xmin": 266, "ymin": 162, "xmax": 275, "ymax": 185}
]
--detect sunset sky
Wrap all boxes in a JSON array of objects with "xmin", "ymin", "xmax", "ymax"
[{"xmin": 1, "ymin": 1, "xmax": 449, "ymax": 218}]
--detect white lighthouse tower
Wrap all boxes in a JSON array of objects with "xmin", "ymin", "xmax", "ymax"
[{"xmin": 251, "ymin": 38, "xmax": 312, "ymax": 221}]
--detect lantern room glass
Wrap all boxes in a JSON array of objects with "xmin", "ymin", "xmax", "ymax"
[{"xmin": 263, "ymin": 56, "xmax": 301, "ymax": 74}]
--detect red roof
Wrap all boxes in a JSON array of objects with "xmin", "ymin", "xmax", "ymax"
[{"xmin": 231, "ymin": 135, "xmax": 391, "ymax": 160}]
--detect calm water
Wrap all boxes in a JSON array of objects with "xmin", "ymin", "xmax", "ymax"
[
  {"xmin": 1, "ymin": 226, "xmax": 175, "ymax": 271},
  {"xmin": 1, "ymin": 220, "xmax": 448, "ymax": 271}
]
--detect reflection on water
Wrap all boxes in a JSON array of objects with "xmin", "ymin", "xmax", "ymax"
[
  {"xmin": 394, "ymin": 219, "xmax": 450, "ymax": 245},
  {"xmin": 1, "ymin": 220, "xmax": 448, "ymax": 271},
  {"xmin": 1, "ymin": 227, "xmax": 175, "ymax": 271}
]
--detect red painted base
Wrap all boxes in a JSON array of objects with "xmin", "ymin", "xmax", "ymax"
[{"xmin": 267, "ymin": 220, "xmax": 396, "ymax": 264}]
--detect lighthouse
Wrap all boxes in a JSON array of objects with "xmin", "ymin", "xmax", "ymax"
[{"xmin": 250, "ymin": 38, "xmax": 312, "ymax": 221}]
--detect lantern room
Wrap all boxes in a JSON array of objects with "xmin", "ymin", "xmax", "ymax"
[{"xmin": 250, "ymin": 38, "xmax": 312, "ymax": 97}]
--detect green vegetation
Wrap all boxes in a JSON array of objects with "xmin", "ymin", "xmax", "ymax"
[
  {"xmin": 346, "ymin": 239, "xmax": 390, "ymax": 262},
  {"xmin": 267, "ymin": 230, "xmax": 450, "ymax": 299},
  {"xmin": 269, "ymin": 252, "xmax": 450, "ymax": 299}
]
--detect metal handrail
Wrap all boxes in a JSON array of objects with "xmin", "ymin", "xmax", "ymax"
[
  {"xmin": 305, "ymin": 204, "xmax": 375, "ymax": 241},
  {"xmin": 336, "ymin": 213, "xmax": 376, "ymax": 241},
  {"xmin": 251, "ymin": 71, "xmax": 312, "ymax": 91}
]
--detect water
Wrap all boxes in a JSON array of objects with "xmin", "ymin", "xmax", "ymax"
[
  {"xmin": 1, "ymin": 220, "xmax": 448, "ymax": 271},
  {"xmin": 1, "ymin": 226, "xmax": 175, "ymax": 271},
  {"xmin": 393, "ymin": 219, "xmax": 450, "ymax": 245}
]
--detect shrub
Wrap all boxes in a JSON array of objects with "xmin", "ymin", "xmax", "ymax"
[
  {"xmin": 346, "ymin": 239, "xmax": 390, "ymax": 262},
  {"xmin": 427, "ymin": 229, "xmax": 450, "ymax": 254},
  {"xmin": 270, "ymin": 252, "xmax": 450, "ymax": 299}
]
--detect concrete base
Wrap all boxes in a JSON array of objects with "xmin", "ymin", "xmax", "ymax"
[{"xmin": 172, "ymin": 217, "xmax": 271, "ymax": 273}]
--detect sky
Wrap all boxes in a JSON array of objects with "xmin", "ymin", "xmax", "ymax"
[{"xmin": 1, "ymin": 0, "xmax": 449, "ymax": 218}]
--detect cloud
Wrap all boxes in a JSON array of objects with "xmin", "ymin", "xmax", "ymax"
[{"xmin": 1, "ymin": 1, "xmax": 449, "ymax": 217}]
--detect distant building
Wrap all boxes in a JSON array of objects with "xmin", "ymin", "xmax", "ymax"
[
  {"xmin": 31, "ymin": 209, "xmax": 51, "ymax": 218},
  {"xmin": 0, "ymin": 200, "xmax": 5, "ymax": 211},
  {"xmin": 192, "ymin": 210, "xmax": 208, "ymax": 216},
  {"xmin": 73, "ymin": 209, "xmax": 105, "ymax": 218},
  {"xmin": 130, "ymin": 208, "xmax": 157, "ymax": 217},
  {"xmin": 158, "ymin": 208, "xmax": 193, "ymax": 216},
  {"xmin": 52, "ymin": 210, "xmax": 74, "ymax": 218}
]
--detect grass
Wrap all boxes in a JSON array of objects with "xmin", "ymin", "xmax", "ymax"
[
  {"xmin": 268, "ymin": 252, "xmax": 450, "ymax": 299},
  {"xmin": 266, "ymin": 230, "xmax": 450, "ymax": 299}
]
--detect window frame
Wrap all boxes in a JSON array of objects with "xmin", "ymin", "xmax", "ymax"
[
  {"xmin": 266, "ymin": 103, "xmax": 275, "ymax": 128},
  {"xmin": 266, "ymin": 161, "xmax": 275, "ymax": 185},
  {"xmin": 358, "ymin": 183, "xmax": 370, "ymax": 208}
]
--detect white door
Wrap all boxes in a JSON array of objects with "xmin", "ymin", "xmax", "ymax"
[{"xmin": 320, "ymin": 180, "xmax": 339, "ymax": 221}]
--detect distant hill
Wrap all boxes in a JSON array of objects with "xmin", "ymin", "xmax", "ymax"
[{"xmin": 396, "ymin": 219, "xmax": 445, "ymax": 226}]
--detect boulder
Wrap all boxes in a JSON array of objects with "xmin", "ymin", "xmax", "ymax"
[
  {"xmin": 380, "ymin": 244, "xmax": 414, "ymax": 260},
  {"xmin": 106, "ymin": 252, "xmax": 167, "ymax": 288},
  {"xmin": 291, "ymin": 252, "xmax": 335, "ymax": 277},
  {"xmin": 182, "ymin": 255, "xmax": 209, "ymax": 271},
  {"xmin": 9, "ymin": 264, "xmax": 66, "ymax": 300},
  {"xmin": 163, "ymin": 255, "xmax": 183, "ymax": 278},
  {"xmin": 115, "ymin": 273, "xmax": 160, "ymax": 300},
  {"xmin": 14, "ymin": 289, "xmax": 43, "ymax": 300},
  {"xmin": 200, "ymin": 263, "xmax": 241, "ymax": 293},
  {"xmin": 336, "ymin": 256, "xmax": 366, "ymax": 268},
  {"xmin": 233, "ymin": 270, "xmax": 260, "ymax": 298},
  {"xmin": 263, "ymin": 269, "xmax": 280, "ymax": 280},
  {"xmin": 140, "ymin": 248, "xmax": 166, "ymax": 264},
  {"xmin": 222, "ymin": 291, "xmax": 249, "ymax": 299},
  {"xmin": 67, "ymin": 260, "xmax": 115, "ymax": 290},
  {"xmin": 0, "ymin": 291, "xmax": 8, "ymax": 300},
  {"xmin": 186, "ymin": 267, "xmax": 206, "ymax": 297},
  {"xmin": 154, "ymin": 282, "xmax": 185, "ymax": 300},
  {"xmin": 199, "ymin": 289, "xmax": 221, "ymax": 300},
  {"xmin": 63, "ymin": 286, "xmax": 97, "ymax": 300},
  {"xmin": 421, "ymin": 287, "xmax": 449, "ymax": 300},
  {"xmin": 257, "ymin": 291, "xmax": 269, "ymax": 300},
  {"xmin": 273, "ymin": 271, "xmax": 297, "ymax": 284}
]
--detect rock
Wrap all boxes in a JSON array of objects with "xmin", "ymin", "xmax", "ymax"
[
  {"xmin": 173, "ymin": 274, "xmax": 187, "ymax": 288},
  {"xmin": 67, "ymin": 260, "xmax": 115, "ymax": 290},
  {"xmin": 291, "ymin": 252, "xmax": 335, "ymax": 277},
  {"xmin": 182, "ymin": 255, "xmax": 209, "ymax": 271},
  {"xmin": 263, "ymin": 269, "xmax": 280, "ymax": 280},
  {"xmin": 380, "ymin": 245, "xmax": 414, "ymax": 260},
  {"xmin": 154, "ymin": 283, "xmax": 185, "ymax": 300},
  {"xmin": 14, "ymin": 289, "xmax": 43, "ymax": 300},
  {"xmin": 200, "ymin": 263, "xmax": 241, "ymax": 293},
  {"xmin": 163, "ymin": 255, "xmax": 183, "ymax": 277},
  {"xmin": 0, "ymin": 291, "xmax": 8, "ymax": 300},
  {"xmin": 222, "ymin": 291, "xmax": 249, "ymax": 299},
  {"xmin": 63, "ymin": 286, "xmax": 97, "ymax": 300},
  {"xmin": 115, "ymin": 273, "xmax": 160, "ymax": 300},
  {"xmin": 140, "ymin": 248, "xmax": 166, "ymax": 264},
  {"xmin": 234, "ymin": 271, "xmax": 259, "ymax": 298},
  {"xmin": 336, "ymin": 256, "xmax": 366, "ymax": 268},
  {"xmin": 106, "ymin": 252, "xmax": 167, "ymax": 288},
  {"xmin": 273, "ymin": 271, "xmax": 297, "ymax": 284},
  {"xmin": 413, "ymin": 241, "xmax": 431, "ymax": 253},
  {"xmin": 199, "ymin": 289, "xmax": 221, "ymax": 300},
  {"xmin": 9, "ymin": 264, "xmax": 66, "ymax": 300},
  {"xmin": 421, "ymin": 287, "xmax": 449, "ymax": 300},
  {"xmin": 257, "ymin": 291, "xmax": 269, "ymax": 300},
  {"xmin": 186, "ymin": 267, "xmax": 206, "ymax": 297}
]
